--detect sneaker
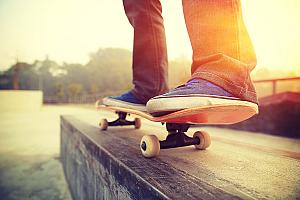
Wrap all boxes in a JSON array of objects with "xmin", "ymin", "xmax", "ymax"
[
  {"xmin": 146, "ymin": 79, "xmax": 258, "ymax": 116},
  {"xmin": 102, "ymin": 91, "xmax": 146, "ymax": 112}
]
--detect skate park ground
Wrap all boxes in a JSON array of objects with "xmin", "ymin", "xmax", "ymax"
[{"xmin": 1, "ymin": 103, "xmax": 299, "ymax": 199}]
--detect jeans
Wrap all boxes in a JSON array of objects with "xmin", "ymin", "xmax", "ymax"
[{"xmin": 123, "ymin": 0, "xmax": 258, "ymax": 104}]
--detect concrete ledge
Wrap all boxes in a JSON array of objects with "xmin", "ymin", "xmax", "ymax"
[
  {"xmin": 60, "ymin": 115, "xmax": 240, "ymax": 200},
  {"xmin": 0, "ymin": 90, "xmax": 43, "ymax": 112}
]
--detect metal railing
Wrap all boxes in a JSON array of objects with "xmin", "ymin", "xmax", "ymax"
[
  {"xmin": 253, "ymin": 77, "xmax": 300, "ymax": 98},
  {"xmin": 44, "ymin": 90, "xmax": 125, "ymax": 104}
]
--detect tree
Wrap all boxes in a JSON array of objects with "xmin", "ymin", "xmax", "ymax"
[{"xmin": 67, "ymin": 83, "xmax": 83, "ymax": 97}]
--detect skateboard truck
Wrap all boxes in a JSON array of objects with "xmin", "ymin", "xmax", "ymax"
[
  {"xmin": 99, "ymin": 111, "xmax": 141, "ymax": 130},
  {"xmin": 140, "ymin": 123, "xmax": 200, "ymax": 150},
  {"xmin": 159, "ymin": 123, "xmax": 200, "ymax": 149},
  {"xmin": 139, "ymin": 123, "xmax": 210, "ymax": 158}
]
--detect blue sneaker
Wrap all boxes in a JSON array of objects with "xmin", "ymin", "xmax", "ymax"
[
  {"xmin": 102, "ymin": 91, "xmax": 146, "ymax": 111},
  {"xmin": 146, "ymin": 79, "xmax": 257, "ymax": 116}
]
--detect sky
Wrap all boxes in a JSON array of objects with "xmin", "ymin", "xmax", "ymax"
[{"xmin": 0, "ymin": 0, "xmax": 300, "ymax": 71}]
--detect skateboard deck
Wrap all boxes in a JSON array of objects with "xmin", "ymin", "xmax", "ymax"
[
  {"xmin": 97, "ymin": 104, "xmax": 258, "ymax": 124},
  {"xmin": 96, "ymin": 102, "xmax": 258, "ymax": 158}
]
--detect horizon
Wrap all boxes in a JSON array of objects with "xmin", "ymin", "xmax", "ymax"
[{"xmin": 0, "ymin": 0, "xmax": 300, "ymax": 71}]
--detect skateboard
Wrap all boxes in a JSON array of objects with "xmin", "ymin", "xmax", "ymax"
[{"xmin": 96, "ymin": 102, "xmax": 258, "ymax": 158}]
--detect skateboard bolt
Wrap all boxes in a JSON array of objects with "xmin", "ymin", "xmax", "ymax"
[{"xmin": 141, "ymin": 141, "xmax": 147, "ymax": 151}]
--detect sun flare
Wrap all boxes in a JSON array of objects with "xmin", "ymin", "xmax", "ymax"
[{"xmin": 0, "ymin": 0, "xmax": 299, "ymax": 72}]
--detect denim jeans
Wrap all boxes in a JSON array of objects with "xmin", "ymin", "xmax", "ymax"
[{"xmin": 123, "ymin": 0, "xmax": 258, "ymax": 104}]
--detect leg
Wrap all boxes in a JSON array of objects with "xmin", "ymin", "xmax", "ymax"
[
  {"xmin": 123, "ymin": 0, "xmax": 169, "ymax": 103},
  {"xmin": 102, "ymin": 0, "xmax": 169, "ymax": 110},
  {"xmin": 182, "ymin": 0, "xmax": 257, "ymax": 103},
  {"xmin": 146, "ymin": 0, "xmax": 259, "ymax": 118}
]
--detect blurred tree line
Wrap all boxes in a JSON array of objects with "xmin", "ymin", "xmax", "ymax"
[
  {"xmin": 1, "ymin": 47, "xmax": 299, "ymax": 103},
  {"xmin": 0, "ymin": 48, "xmax": 191, "ymax": 103}
]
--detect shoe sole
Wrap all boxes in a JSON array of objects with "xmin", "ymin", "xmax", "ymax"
[
  {"xmin": 146, "ymin": 95, "xmax": 258, "ymax": 115},
  {"xmin": 102, "ymin": 97, "xmax": 147, "ymax": 112}
]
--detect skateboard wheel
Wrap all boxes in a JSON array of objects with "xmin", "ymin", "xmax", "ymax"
[
  {"xmin": 99, "ymin": 119, "xmax": 108, "ymax": 130},
  {"xmin": 193, "ymin": 131, "xmax": 211, "ymax": 150},
  {"xmin": 134, "ymin": 118, "xmax": 141, "ymax": 129},
  {"xmin": 140, "ymin": 135, "xmax": 160, "ymax": 158}
]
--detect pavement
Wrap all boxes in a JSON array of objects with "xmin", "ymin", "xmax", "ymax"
[
  {"xmin": 0, "ymin": 105, "xmax": 95, "ymax": 200},
  {"xmin": 1, "ymin": 104, "xmax": 300, "ymax": 199}
]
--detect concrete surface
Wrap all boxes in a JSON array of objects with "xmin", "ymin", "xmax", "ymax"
[
  {"xmin": 0, "ymin": 105, "xmax": 96, "ymax": 200},
  {"xmin": 62, "ymin": 110, "xmax": 300, "ymax": 200},
  {"xmin": 0, "ymin": 90, "xmax": 43, "ymax": 112}
]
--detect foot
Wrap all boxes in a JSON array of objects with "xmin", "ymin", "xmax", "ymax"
[
  {"xmin": 102, "ymin": 91, "xmax": 146, "ymax": 112},
  {"xmin": 146, "ymin": 79, "xmax": 258, "ymax": 116}
]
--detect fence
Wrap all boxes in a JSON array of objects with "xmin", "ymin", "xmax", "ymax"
[
  {"xmin": 253, "ymin": 77, "xmax": 300, "ymax": 98},
  {"xmin": 44, "ymin": 90, "xmax": 124, "ymax": 104}
]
